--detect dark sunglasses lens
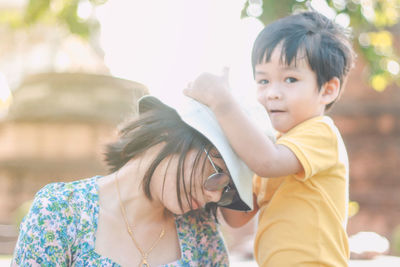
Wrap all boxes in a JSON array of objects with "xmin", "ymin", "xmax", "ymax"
[
  {"xmin": 217, "ymin": 189, "xmax": 237, "ymax": 206},
  {"xmin": 204, "ymin": 173, "xmax": 230, "ymax": 191}
]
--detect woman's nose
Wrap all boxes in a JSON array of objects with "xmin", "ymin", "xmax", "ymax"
[{"xmin": 204, "ymin": 189, "xmax": 223, "ymax": 203}]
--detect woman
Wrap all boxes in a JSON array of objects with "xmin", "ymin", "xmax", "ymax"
[{"xmin": 12, "ymin": 95, "xmax": 254, "ymax": 266}]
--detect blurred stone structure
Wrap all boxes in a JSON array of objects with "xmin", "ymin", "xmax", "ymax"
[
  {"xmin": 0, "ymin": 72, "xmax": 148, "ymax": 253},
  {"xmin": 331, "ymin": 58, "xmax": 400, "ymax": 255}
]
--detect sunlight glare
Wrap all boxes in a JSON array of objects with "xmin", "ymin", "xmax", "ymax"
[
  {"xmin": 387, "ymin": 60, "xmax": 400, "ymax": 75},
  {"xmin": 349, "ymin": 231, "xmax": 390, "ymax": 254},
  {"xmin": 335, "ymin": 13, "xmax": 350, "ymax": 28},
  {"xmin": 77, "ymin": 0, "xmax": 92, "ymax": 20},
  {"xmin": 96, "ymin": 0, "xmax": 261, "ymax": 104},
  {"xmin": 310, "ymin": 0, "xmax": 336, "ymax": 19}
]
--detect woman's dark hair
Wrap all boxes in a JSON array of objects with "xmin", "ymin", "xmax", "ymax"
[
  {"xmin": 252, "ymin": 11, "xmax": 355, "ymax": 110},
  {"xmin": 104, "ymin": 97, "xmax": 216, "ymax": 215}
]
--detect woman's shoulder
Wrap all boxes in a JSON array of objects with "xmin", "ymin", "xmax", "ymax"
[
  {"xmin": 174, "ymin": 210, "xmax": 229, "ymax": 266},
  {"xmin": 12, "ymin": 176, "xmax": 101, "ymax": 266},
  {"xmin": 27, "ymin": 176, "xmax": 100, "ymax": 227},
  {"xmin": 176, "ymin": 209, "xmax": 217, "ymax": 232},
  {"xmin": 36, "ymin": 176, "xmax": 99, "ymax": 206}
]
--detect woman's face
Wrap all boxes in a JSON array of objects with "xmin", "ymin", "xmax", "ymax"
[{"xmin": 152, "ymin": 148, "xmax": 229, "ymax": 215}]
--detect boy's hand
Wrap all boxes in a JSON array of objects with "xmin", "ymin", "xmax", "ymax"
[{"xmin": 184, "ymin": 67, "xmax": 233, "ymax": 110}]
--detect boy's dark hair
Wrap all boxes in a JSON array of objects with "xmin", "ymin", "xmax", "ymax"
[
  {"xmin": 252, "ymin": 11, "xmax": 355, "ymax": 110},
  {"xmin": 104, "ymin": 97, "xmax": 216, "ymax": 215}
]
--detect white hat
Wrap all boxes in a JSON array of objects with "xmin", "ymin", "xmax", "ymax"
[{"xmin": 138, "ymin": 95, "xmax": 254, "ymax": 211}]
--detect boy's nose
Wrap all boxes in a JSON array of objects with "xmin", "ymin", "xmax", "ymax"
[{"xmin": 266, "ymin": 85, "xmax": 282, "ymax": 100}]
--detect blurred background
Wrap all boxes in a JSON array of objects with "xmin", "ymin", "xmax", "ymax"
[{"xmin": 0, "ymin": 0, "xmax": 399, "ymax": 265}]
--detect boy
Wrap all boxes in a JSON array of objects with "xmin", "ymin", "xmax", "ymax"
[{"xmin": 184, "ymin": 11, "xmax": 355, "ymax": 266}]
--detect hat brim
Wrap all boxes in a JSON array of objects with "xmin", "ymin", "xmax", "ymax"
[{"xmin": 138, "ymin": 95, "xmax": 254, "ymax": 211}]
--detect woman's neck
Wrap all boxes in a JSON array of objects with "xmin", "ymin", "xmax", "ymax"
[
  {"xmin": 99, "ymin": 153, "xmax": 171, "ymax": 227},
  {"xmin": 95, "ymin": 149, "xmax": 181, "ymax": 266}
]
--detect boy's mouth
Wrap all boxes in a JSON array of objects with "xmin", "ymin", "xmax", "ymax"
[{"xmin": 269, "ymin": 109, "xmax": 285, "ymax": 114}]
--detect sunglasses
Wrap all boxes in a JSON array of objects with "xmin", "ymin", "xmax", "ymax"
[{"xmin": 203, "ymin": 149, "xmax": 237, "ymax": 207}]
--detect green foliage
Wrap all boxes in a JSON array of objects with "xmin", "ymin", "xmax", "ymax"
[
  {"xmin": 24, "ymin": 0, "xmax": 51, "ymax": 23},
  {"xmin": 242, "ymin": 0, "xmax": 400, "ymax": 92},
  {"xmin": 348, "ymin": 200, "xmax": 359, "ymax": 217},
  {"xmin": 1, "ymin": 0, "xmax": 399, "ymax": 91},
  {"xmin": 13, "ymin": 200, "xmax": 33, "ymax": 228},
  {"xmin": 0, "ymin": 9, "xmax": 25, "ymax": 28},
  {"xmin": 0, "ymin": 0, "xmax": 104, "ymax": 39},
  {"xmin": 57, "ymin": 0, "xmax": 90, "ymax": 37},
  {"xmin": 393, "ymin": 224, "xmax": 400, "ymax": 255}
]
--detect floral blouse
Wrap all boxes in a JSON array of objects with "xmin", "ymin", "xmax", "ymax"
[{"xmin": 12, "ymin": 176, "xmax": 229, "ymax": 266}]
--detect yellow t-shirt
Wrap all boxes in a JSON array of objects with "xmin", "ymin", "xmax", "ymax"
[{"xmin": 253, "ymin": 116, "xmax": 349, "ymax": 267}]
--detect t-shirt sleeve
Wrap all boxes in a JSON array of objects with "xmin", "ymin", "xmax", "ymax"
[
  {"xmin": 253, "ymin": 175, "xmax": 261, "ymax": 196},
  {"xmin": 277, "ymin": 121, "xmax": 338, "ymax": 181},
  {"xmin": 12, "ymin": 183, "xmax": 75, "ymax": 266}
]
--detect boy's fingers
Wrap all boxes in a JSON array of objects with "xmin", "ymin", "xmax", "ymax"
[
  {"xmin": 183, "ymin": 86, "xmax": 190, "ymax": 95},
  {"xmin": 183, "ymin": 87, "xmax": 196, "ymax": 98},
  {"xmin": 183, "ymin": 89, "xmax": 202, "ymax": 102}
]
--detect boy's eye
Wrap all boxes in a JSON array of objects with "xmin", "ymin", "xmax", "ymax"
[
  {"xmin": 284, "ymin": 77, "xmax": 298, "ymax": 83},
  {"xmin": 257, "ymin": 79, "xmax": 269, "ymax": 85}
]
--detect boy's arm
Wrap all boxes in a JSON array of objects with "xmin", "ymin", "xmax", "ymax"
[
  {"xmin": 184, "ymin": 72, "xmax": 302, "ymax": 178},
  {"xmin": 220, "ymin": 195, "xmax": 259, "ymax": 228}
]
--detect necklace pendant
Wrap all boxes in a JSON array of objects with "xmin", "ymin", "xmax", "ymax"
[{"xmin": 140, "ymin": 259, "xmax": 150, "ymax": 267}]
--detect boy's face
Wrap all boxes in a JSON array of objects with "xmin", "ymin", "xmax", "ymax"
[{"xmin": 254, "ymin": 46, "xmax": 326, "ymax": 133}]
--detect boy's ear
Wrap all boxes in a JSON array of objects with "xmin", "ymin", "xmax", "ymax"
[{"xmin": 320, "ymin": 77, "xmax": 340, "ymax": 105}]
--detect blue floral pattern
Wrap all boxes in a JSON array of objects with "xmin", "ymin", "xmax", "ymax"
[{"xmin": 12, "ymin": 176, "xmax": 229, "ymax": 266}]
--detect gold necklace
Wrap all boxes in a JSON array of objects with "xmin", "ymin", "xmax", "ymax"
[{"xmin": 114, "ymin": 172, "xmax": 165, "ymax": 267}]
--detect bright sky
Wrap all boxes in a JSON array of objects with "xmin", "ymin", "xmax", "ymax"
[
  {"xmin": 0, "ymin": 0, "xmax": 345, "ymax": 113},
  {"xmin": 96, "ymin": 0, "xmax": 263, "ymax": 101},
  {"xmin": 0, "ymin": 0, "xmax": 344, "ymax": 127}
]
